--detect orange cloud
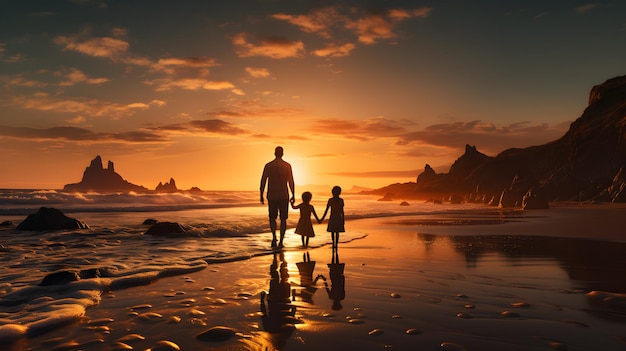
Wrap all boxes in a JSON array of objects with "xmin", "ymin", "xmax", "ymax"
[
  {"xmin": 59, "ymin": 68, "xmax": 110, "ymax": 86},
  {"xmin": 10, "ymin": 93, "xmax": 151, "ymax": 119},
  {"xmin": 245, "ymin": 67, "xmax": 271, "ymax": 78},
  {"xmin": 0, "ymin": 125, "xmax": 168, "ymax": 143},
  {"xmin": 312, "ymin": 43, "xmax": 356, "ymax": 57},
  {"xmin": 308, "ymin": 117, "xmax": 409, "ymax": 140},
  {"xmin": 54, "ymin": 35, "xmax": 129, "ymax": 58},
  {"xmin": 232, "ymin": 33, "xmax": 305, "ymax": 59},
  {"xmin": 144, "ymin": 78, "xmax": 235, "ymax": 92},
  {"xmin": 272, "ymin": 6, "xmax": 345, "ymax": 38}
]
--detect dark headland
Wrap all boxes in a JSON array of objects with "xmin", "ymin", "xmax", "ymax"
[{"xmin": 363, "ymin": 75, "xmax": 626, "ymax": 208}]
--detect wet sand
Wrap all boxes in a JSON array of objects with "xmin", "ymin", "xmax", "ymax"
[{"xmin": 10, "ymin": 204, "xmax": 626, "ymax": 351}]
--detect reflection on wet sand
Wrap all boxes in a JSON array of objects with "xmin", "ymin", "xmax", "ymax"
[
  {"xmin": 293, "ymin": 251, "xmax": 322, "ymax": 304},
  {"xmin": 259, "ymin": 252, "xmax": 301, "ymax": 348},
  {"xmin": 319, "ymin": 247, "xmax": 346, "ymax": 311}
]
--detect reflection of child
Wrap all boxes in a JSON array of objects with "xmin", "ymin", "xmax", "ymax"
[
  {"xmin": 320, "ymin": 186, "xmax": 345, "ymax": 247},
  {"xmin": 292, "ymin": 191, "xmax": 320, "ymax": 248}
]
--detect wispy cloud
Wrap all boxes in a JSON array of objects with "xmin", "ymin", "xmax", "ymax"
[
  {"xmin": 395, "ymin": 120, "xmax": 569, "ymax": 154},
  {"xmin": 346, "ymin": 7, "xmax": 432, "ymax": 45},
  {"xmin": 575, "ymin": 3, "xmax": 598, "ymax": 14},
  {"xmin": 59, "ymin": 68, "xmax": 110, "ymax": 86},
  {"xmin": 54, "ymin": 34, "xmax": 129, "ymax": 58},
  {"xmin": 308, "ymin": 116, "xmax": 411, "ymax": 140},
  {"xmin": 0, "ymin": 125, "xmax": 167, "ymax": 143},
  {"xmin": 245, "ymin": 67, "xmax": 271, "ymax": 78},
  {"xmin": 143, "ymin": 78, "xmax": 235, "ymax": 92},
  {"xmin": 232, "ymin": 33, "xmax": 305, "ymax": 59},
  {"xmin": 312, "ymin": 43, "xmax": 356, "ymax": 57},
  {"xmin": 10, "ymin": 93, "xmax": 152, "ymax": 119}
]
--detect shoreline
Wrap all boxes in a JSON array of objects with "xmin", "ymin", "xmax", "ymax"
[{"xmin": 5, "ymin": 204, "xmax": 625, "ymax": 350}]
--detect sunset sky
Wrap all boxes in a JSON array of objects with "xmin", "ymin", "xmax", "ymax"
[{"xmin": 1, "ymin": 0, "xmax": 625, "ymax": 191}]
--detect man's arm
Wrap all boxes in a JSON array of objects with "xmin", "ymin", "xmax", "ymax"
[
  {"xmin": 260, "ymin": 166, "xmax": 268, "ymax": 204},
  {"xmin": 288, "ymin": 164, "xmax": 295, "ymax": 203}
]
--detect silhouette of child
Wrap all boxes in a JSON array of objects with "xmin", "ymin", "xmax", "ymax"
[
  {"xmin": 320, "ymin": 186, "xmax": 345, "ymax": 247},
  {"xmin": 292, "ymin": 191, "xmax": 320, "ymax": 248}
]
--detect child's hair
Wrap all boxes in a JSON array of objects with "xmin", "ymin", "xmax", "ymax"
[
  {"xmin": 331, "ymin": 186, "xmax": 342, "ymax": 197},
  {"xmin": 302, "ymin": 191, "xmax": 312, "ymax": 202}
]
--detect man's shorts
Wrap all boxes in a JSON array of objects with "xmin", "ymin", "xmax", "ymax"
[{"xmin": 268, "ymin": 199, "xmax": 289, "ymax": 220}]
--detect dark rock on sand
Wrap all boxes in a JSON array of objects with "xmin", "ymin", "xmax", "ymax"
[
  {"xmin": 399, "ymin": 201, "xmax": 410, "ymax": 206},
  {"xmin": 16, "ymin": 207, "xmax": 89, "ymax": 231},
  {"xmin": 142, "ymin": 218, "xmax": 158, "ymax": 225},
  {"xmin": 196, "ymin": 326, "xmax": 238, "ymax": 342},
  {"xmin": 0, "ymin": 220, "xmax": 12, "ymax": 226},
  {"xmin": 145, "ymin": 222, "xmax": 188, "ymax": 236},
  {"xmin": 40, "ymin": 270, "xmax": 80, "ymax": 286}
]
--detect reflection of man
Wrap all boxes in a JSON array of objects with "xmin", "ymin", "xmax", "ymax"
[
  {"xmin": 260, "ymin": 252, "xmax": 296, "ymax": 336},
  {"xmin": 260, "ymin": 146, "xmax": 295, "ymax": 248}
]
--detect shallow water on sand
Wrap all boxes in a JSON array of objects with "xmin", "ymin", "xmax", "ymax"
[{"xmin": 3, "ymin": 208, "xmax": 626, "ymax": 351}]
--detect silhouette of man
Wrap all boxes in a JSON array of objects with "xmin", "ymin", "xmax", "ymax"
[{"xmin": 260, "ymin": 146, "xmax": 295, "ymax": 248}]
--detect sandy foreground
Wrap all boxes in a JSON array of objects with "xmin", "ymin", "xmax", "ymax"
[{"xmin": 8, "ymin": 203, "xmax": 626, "ymax": 351}]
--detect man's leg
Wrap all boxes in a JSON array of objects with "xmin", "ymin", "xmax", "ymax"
[
  {"xmin": 278, "ymin": 199, "xmax": 289, "ymax": 247},
  {"xmin": 268, "ymin": 202, "xmax": 278, "ymax": 247}
]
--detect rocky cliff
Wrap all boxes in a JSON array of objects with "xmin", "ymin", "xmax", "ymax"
[
  {"xmin": 63, "ymin": 156, "xmax": 148, "ymax": 193},
  {"xmin": 155, "ymin": 178, "xmax": 179, "ymax": 193},
  {"xmin": 367, "ymin": 75, "xmax": 626, "ymax": 207}
]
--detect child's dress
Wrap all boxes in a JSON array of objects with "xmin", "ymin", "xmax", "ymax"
[
  {"xmin": 295, "ymin": 203, "xmax": 316, "ymax": 237},
  {"xmin": 326, "ymin": 197, "xmax": 345, "ymax": 232}
]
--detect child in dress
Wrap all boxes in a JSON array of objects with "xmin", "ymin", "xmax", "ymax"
[
  {"xmin": 292, "ymin": 191, "xmax": 320, "ymax": 248},
  {"xmin": 320, "ymin": 186, "xmax": 345, "ymax": 248}
]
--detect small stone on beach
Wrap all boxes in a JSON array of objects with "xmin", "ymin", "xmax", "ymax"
[
  {"xmin": 137, "ymin": 312, "xmax": 163, "ymax": 321},
  {"xmin": 463, "ymin": 304, "xmax": 475, "ymax": 309},
  {"xmin": 167, "ymin": 316, "xmax": 182, "ymax": 323},
  {"xmin": 109, "ymin": 341, "xmax": 133, "ymax": 350},
  {"xmin": 117, "ymin": 334, "xmax": 146, "ymax": 343},
  {"xmin": 196, "ymin": 326, "xmax": 238, "ymax": 342},
  {"xmin": 145, "ymin": 340, "xmax": 180, "ymax": 351},
  {"xmin": 405, "ymin": 328, "xmax": 421, "ymax": 335},
  {"xmin": 456, "ymin": 312, "xmax": 472, "ymax": 319},
  {"xmin": 501, "ymin": 311, "xmax": 520, "ymax": 318},
  {"xmin": 510, "ymin": 302, "xmax": 530, "ymax": 308},
  {"xmin": 348, "ymin": 318, "xmax": 365, "ymax": 324},
  {"xmin": 390, "ymin": 292, "xmax": 401, "ymax": 298},
  {"xmin": 368, "ymin": 328, "xmax": 384, "ymax": 336},
  {"xmin": 440, "ymin": 341, "xmax": 468, "ymax": 351}
]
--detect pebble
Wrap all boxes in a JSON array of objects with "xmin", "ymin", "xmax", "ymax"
[
  {"xmin": 202, "ymin": 286, "xmax": 215, "ymax": 291},
  {"xmin": 463, "ymin": 304, "xmax": 475, "ymax": 309},
  {"xmin": 50, "ymin": 341, "xmax": 80, "ymax": 351},
  {"xmin": 189, "ymin": 318, "xmax": 207, "ymax": 326},
  {"xmin": 347, "ymin": 318, "xmax": 365, "ymax": 324},
  {"xmin": 510, "ymin": 302, "xmax": 530, "ymax": 308},
  {"xmin": 167, "ymin": 316, "xmax": 182, "ymax": 323},
  {"xmin": 145, "ymin": 340, "xmax": 180, "ymax": 351},
  {"xmin": 117, "ymin": 334, "xmax": 146, "ymax": 343},
  {"xmin": 137, "ymin": 312, "xmax": 164, "ymax": 321},
  {"xmin": 196, "ymin": 326, "xmax": 239, "ymax": 342},
  {"xmin": 109, "ymin": 341, "xmax": 133, "ymax": 350},
  {"xmin": 368, "ymin": 328, "xmax": 384, "ymax": 336},
  {"xmin": 214, "ymin": 298, "xmax": 227, "ymax": 304},
  {"xmin": 405, "ymin": 328, "xmax": 421, "ymax": 335},
  {"xmin": 456, "ymin": 312, "xmax": 472, "ymax": 319},
  {"xmin": 501, "ymin": 311, "xmax": 520, "ymax": 318},
  {"xmin": 392, "ymin": 314, "xmax": 402, "ymax": 319},
  {"xmin": 390, "ymin": 292, "xmax": 401, "ymax": 298},
  {"xmin": 456, "ymin": 294, "xmax": 468, "ymax": 299},
  {"xmin": 188, "ymin": 308, "xmax": 206, "ymax": 316},
  {"xmin": 129, "ymin": 304, "xmax": 152, "ymax": 310}
]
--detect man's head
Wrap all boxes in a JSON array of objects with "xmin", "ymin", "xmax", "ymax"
[{"xmin": 274, "ymin": 146, "xmax": 284, "ymax": 158}]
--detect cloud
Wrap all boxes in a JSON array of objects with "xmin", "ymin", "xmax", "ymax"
[
  {"xmin": 144, "ymin": 78, "xmax": 235, "ymax": 92},
  {"xmin": 0, "ymin": 125, "xmax": 168, "ymax": 143},
  {"xmin": 187, "ymin": 119, "xmax": 248, "ymax": 135},
  {"xmin": 312, "ymin": 43, "xmax": 356, "ymax": 57},
  {"xmin": 232, "ymin": 33, "xmax": 305, "ymax": 59},
  {"xmin": 206, "ymin": 106, "xmax": 304, "ymax": 119},
  {"xmin": 10, "ymin": 93, "xmax": 151, "ymax": 119},
  {"xmin": 59, "ymin": 68, "xmax": 110, "ymax": 86},
  {"xmin": 346, "ymin": 7, "xmax": 432, "ymax": 44},
  {"xmin": 272, "ymin": 6, "xmax": 345, "ymax": 38},
  {"xmin": 575, "ymin": 3, "xmax": 598, "ymax": 14},
  {"xmin": 245, "ymin": 67, "xmax": 271, "ymax": 78},
  {"xmin": 2, "ymin": 75, "xmax": 48, "ymax": 88},
  {"xmin": 151, "ymin": 57, "xmax": 218, "ymax": 76},
  {"xmin": 54, "ymin": 35, "xmax": 129, "ymax": 58},
  {"xmin": 272, "ymin": 5, "xmax": 432, "ymax": 46},
  {"xmin": 308, "ymin": 116, "xmax": 410, "ymax": 140},
  {"xmin": 395, "ymin": 120, "xmax": 569, "ymax": 154}
]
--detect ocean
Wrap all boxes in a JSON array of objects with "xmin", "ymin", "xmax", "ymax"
[{"xmin": 0, "ymin": 189, "xmax": 490, "ymax": 342}]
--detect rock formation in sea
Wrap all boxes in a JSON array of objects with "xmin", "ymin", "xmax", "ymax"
[
  {"xmin": 16, "ymin": 207, "xmax": 89, "ymax": 231},
  {"xmin": 155, "ymin": 178, "xmax": 179, "ymax": 193},
  {"xmin": 63, "ymin": 156, "xmax": 148, "ymax": 193},
  {"xmin": 365, "ymin": 75, "xmax": 626, "ymax": 207}
]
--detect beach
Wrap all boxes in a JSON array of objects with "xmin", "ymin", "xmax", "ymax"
[{"xmin": 2, "ymin": 197, "xmax": 626, "ymax": 350}]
